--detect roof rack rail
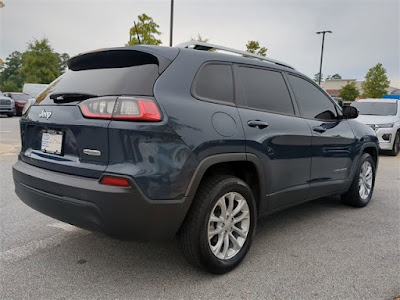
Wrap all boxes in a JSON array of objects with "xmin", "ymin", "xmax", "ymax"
[{"xmin": 176, "ymin": 41, "xmax": 295, "ymax": 70}]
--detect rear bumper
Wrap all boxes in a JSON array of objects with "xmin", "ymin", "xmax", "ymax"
[{"xmin": 12, "ymin": 159, "xmax": 192, "ymax": 240}]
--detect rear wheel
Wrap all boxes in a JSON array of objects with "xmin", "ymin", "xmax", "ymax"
[
  {"xmin": 388, "ymin": 132, "xmax": 399, "ymax": 156},
  {"xmin": 342, "ymin": 153, "xmax": 376, "ymax": 207},
  {"xmin": 178, "ymin": 175, "xmax": 257, "ymax": 274}
]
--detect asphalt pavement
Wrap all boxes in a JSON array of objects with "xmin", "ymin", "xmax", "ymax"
[{"xmin": 0, "ymin": 115, "xmax": 399, "ymax": 299}]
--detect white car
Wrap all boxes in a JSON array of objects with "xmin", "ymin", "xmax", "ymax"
[
  {"xmin": 352, "ymin": 98, "xmax": 400, "ymax": 155},
  {"xmin": 0, "ymin": 93, "xmax": 15, "ymax": 117},
  {"xmin": 22, "ymin": 83, "xmax": 49, "ymax": 98}
]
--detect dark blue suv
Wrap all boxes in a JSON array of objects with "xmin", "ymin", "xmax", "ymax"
[{"xmin": 13, "ymin": 42, "xmax": 378, "ymax": 274}]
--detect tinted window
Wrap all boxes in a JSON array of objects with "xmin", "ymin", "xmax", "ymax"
[
  {"xmin": 288, "ymin": 75, "xmax": 338, "ymax": 120},
  {"xmin": 352, "ymin": 102, "xmax": 398, "ymax": 116},
  {"xmin": 193, "ymin": 64, "xmax": 234, "ymax": 103},
  {"xmin": 237, "ymin": 67, "xmax": 294, "ymax": 114},
  {"xmin": 37, "ymin": 50, "xmax": 163, "ymax": 105},
  {"xmin": 37, "ymin": 64, "xmax": 159, "ymax": 105}
]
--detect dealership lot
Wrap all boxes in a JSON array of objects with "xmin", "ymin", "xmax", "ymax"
[{"xmin": 0, "ymin": 116, "xmax": 399, "ymax": 299}]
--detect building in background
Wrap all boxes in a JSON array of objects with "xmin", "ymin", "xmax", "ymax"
[{"xmin": 321, "ymin": 79, "xmax": 399, "ymax": 99}]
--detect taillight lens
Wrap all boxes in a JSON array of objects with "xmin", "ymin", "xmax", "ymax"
[
  {"xmin": 79, "ymin": 97, "xmax": 116, "ymax": 119},
  {"xmin": 78, "ymin": 96, "xmax": 161, "ymax": 121},
  {"xmin": 100, "ymin": 175, "xmax": 131, "ymax": 187},
  {"xmin": 113, "ymin": 97, "xmax": 161, "ymax": 121}
]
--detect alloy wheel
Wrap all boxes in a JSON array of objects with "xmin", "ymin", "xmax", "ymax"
[
  {"xmin": 207, "ymin": 192, "xmax": 250, "ymax": 260},
  {"xmin": 358, "ymin": 161, "xmax": 373, "ymax": 200}
]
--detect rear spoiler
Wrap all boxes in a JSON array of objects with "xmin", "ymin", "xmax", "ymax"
[{"xmin": 68, "ymin": 48, "xmax": 177, "ymax": 74}]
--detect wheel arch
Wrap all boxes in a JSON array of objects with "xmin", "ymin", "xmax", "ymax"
[
  {"xmin": 184, "ymin": 153, "xmax": 265, "ymax": 210},
  {"xmin": 361, "ymin": 143, "xmax": 378, "ymax": 167}
]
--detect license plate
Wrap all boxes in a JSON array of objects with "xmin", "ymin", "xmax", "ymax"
[{"xmin": 41, "ymin": 130, "xmax": 63, "ymax": 154}]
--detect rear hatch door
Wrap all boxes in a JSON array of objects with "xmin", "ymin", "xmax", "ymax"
[{"xmin": 20, "ymin": 47, "xmax": 178, "ymax": 178}]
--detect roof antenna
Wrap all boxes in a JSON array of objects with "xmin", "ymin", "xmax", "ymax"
[{"xmin": 134, "ymin": 21, "xmax": 141, "ymax": 44}]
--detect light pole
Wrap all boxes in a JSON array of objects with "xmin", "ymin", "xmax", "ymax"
[
  {"xmin": 316, "ymin": 30, "xmax": 332, "ymax": 85},
  {"xmin": 169, "ymin": 0, "xmax": 174, "ymax": 46}
]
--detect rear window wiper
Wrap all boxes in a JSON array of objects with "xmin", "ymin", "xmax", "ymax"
[{"xmin": 50, "ymin": 92, "xmax": 99, "ymax": 103}]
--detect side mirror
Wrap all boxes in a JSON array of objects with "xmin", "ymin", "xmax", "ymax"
[{"xmin": 342, "ymin": 106, "xmax": 359, "ymax": 119}]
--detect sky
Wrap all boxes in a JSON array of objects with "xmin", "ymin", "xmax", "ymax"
[{"xmin": 0, "ymin": 0, "xmax": 399, "ymax": 87}]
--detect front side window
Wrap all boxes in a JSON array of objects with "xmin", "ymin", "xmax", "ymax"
[
  {"xmin": 192, "ymin": 63, "xmax": 234, "ymax": 103},
  {"xmin": 288, "ymin": 74, "xmax": 338, "ymax": 120},
  {"xmin": 237, "ymin": 66, "xmax": 294, "ymax": 115}
]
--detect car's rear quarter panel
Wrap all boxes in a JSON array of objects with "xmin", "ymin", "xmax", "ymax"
[{"xmin": 153, "ymin": 50, "xmax": 246, "ymax": 162}]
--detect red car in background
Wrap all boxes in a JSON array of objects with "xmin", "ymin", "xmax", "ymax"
[{"xmin": 3, "ymin": 93, "xmax": 31, "ymax": 116}]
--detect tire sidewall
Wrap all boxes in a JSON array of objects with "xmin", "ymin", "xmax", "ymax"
[
  {"xmin": 356, "ymin": 153, "xmax": 376, "ymax": 206},
  {"xmin": 393, "ymin": 132, "xmax": 399, "ymax": 155},
  {"xmin": 198, "ymin": 178, "xmax": 257, "ymax": 274}
]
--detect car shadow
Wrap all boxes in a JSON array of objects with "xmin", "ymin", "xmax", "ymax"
[{"xmin": 37, "ymin": 195, "xmax": 349, "ymax": 283}]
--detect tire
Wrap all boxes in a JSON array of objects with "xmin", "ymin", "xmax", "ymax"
[
  {"xmin": 342, "ymin": 153, "xmax": 376, "ymax": 207},
  {"xmin": 178, "ymin": 175, "xmax": 257, "ymax": 274},
  {"xmin": 7, "ymin": 113, "xmax": 13, "ymax": 118},
  {"xmin": 388, "ymin": 132, "xmax": 399, "ymax": 156}
]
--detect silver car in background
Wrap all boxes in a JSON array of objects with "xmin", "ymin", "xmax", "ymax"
[
  {"xmin": 352, "ymin": 98, "xmax": 400, "ymax": 156},
  {"xmin": 0, "ymin": 91, "xmax": 15, "ymax": 117}
]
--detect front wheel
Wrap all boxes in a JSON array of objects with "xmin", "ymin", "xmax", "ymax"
[
  {"xmin": 342, "ymin": 153, "xmax": 376, "ymax": 207},
  {"xmin": 178, "ymin": 175, "xmax": 257, "ymax": 274},
  {"xmin": 388, "ymin": 132, "xmax": 399, "ymax": 156}
]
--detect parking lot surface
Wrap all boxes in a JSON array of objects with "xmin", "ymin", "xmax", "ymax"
[{"xmin": 1, "ymin": 116, "xmax": 399, "ymax": 299}]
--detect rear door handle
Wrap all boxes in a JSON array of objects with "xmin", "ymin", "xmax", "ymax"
[
  {"xmin": 247, "ymin": 120, "xmax": 269, "ymax": 129},
  {"xmin": 313, "ymin": 126, "xmax": 327, "ymax": 133}
]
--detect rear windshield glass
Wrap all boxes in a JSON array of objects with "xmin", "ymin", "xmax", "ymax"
[
  {"xmin": 352, "ymin": 102, "xmax": 398, "ymax": 116},
  {"xmin": 36, "ymin": 50, "xmax": 161, "ymax": 105}
]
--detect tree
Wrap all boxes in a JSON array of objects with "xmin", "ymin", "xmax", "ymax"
[
  {"xmin": 57, "ymin": 52, "xmax": 70, "ymax": 73},
  {"xmin": 20, "ymin": 38, "xmax": 61, "ymax": 84},
  {"xmin": 245, "ymin": 41, "xmax": 267, "ymax": 57},
  {"xmin": 361, "ymin": 63, "xmax": 390, "ymax": 98},
  {"xmin": 191, "ymin": 34, "xmax": 209, "ymax": 43},
  {"xmin": 127, "ymin": 13, "xmax": 162, "ymax": 45},
  {"xmin": 314, "ymin": 72, "xmax": 323, "ymax": 83},
  {"xmin": 326, "ymin": 73, "xmax": 342, "ymax": 80},
  {"xmin": 1, "ymin": 81, "xmax": 18, "ymax": 92},
  {"xmin": 339, "ymin": 82, "xmax": 359, "ymax": 101},
  {"xmin": 0, "ymin": 51, "xmax": 25, "ymax": 92}
]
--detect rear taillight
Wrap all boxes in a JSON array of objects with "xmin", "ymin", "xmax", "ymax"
[
  {"xmin": 79, "ymin": 97, "xmax": 115, "ymax": 119},
  {"xmin": 100, "ymin": 175, "xmax": 131, "ymax": 187},
  {"xmin": 78, "ymin": 96, "xmax": 161, "ymax": 121}
]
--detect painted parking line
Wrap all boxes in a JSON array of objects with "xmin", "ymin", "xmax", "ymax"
[{"xmin": 0, "ymin": 223, "xmax": 90, "ymax": 263}]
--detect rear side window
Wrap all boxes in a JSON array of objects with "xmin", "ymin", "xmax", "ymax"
[
  {"xmin": 36, "ymin": 50, "xmax": 163, "ymax": 105},
  {"xmin": 237, "ymin": 66, "xmax": 294, "ymax": 115},
  {"xmin": 192, "ymin": 63, "xmax": 234, "ymax": 103},
  {"xmin": 287, "ymin": 75, "xmax": 338, "ymax": 120}
]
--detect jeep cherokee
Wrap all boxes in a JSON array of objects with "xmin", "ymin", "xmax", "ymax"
[{"xmin": 13, "ymin": 42, "xmax": 379, "ymax": 274}]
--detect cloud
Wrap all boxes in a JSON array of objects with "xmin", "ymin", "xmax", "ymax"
[{"xmin": 1, "ymin": 0, "xmax": 399, "ymax": 86}]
